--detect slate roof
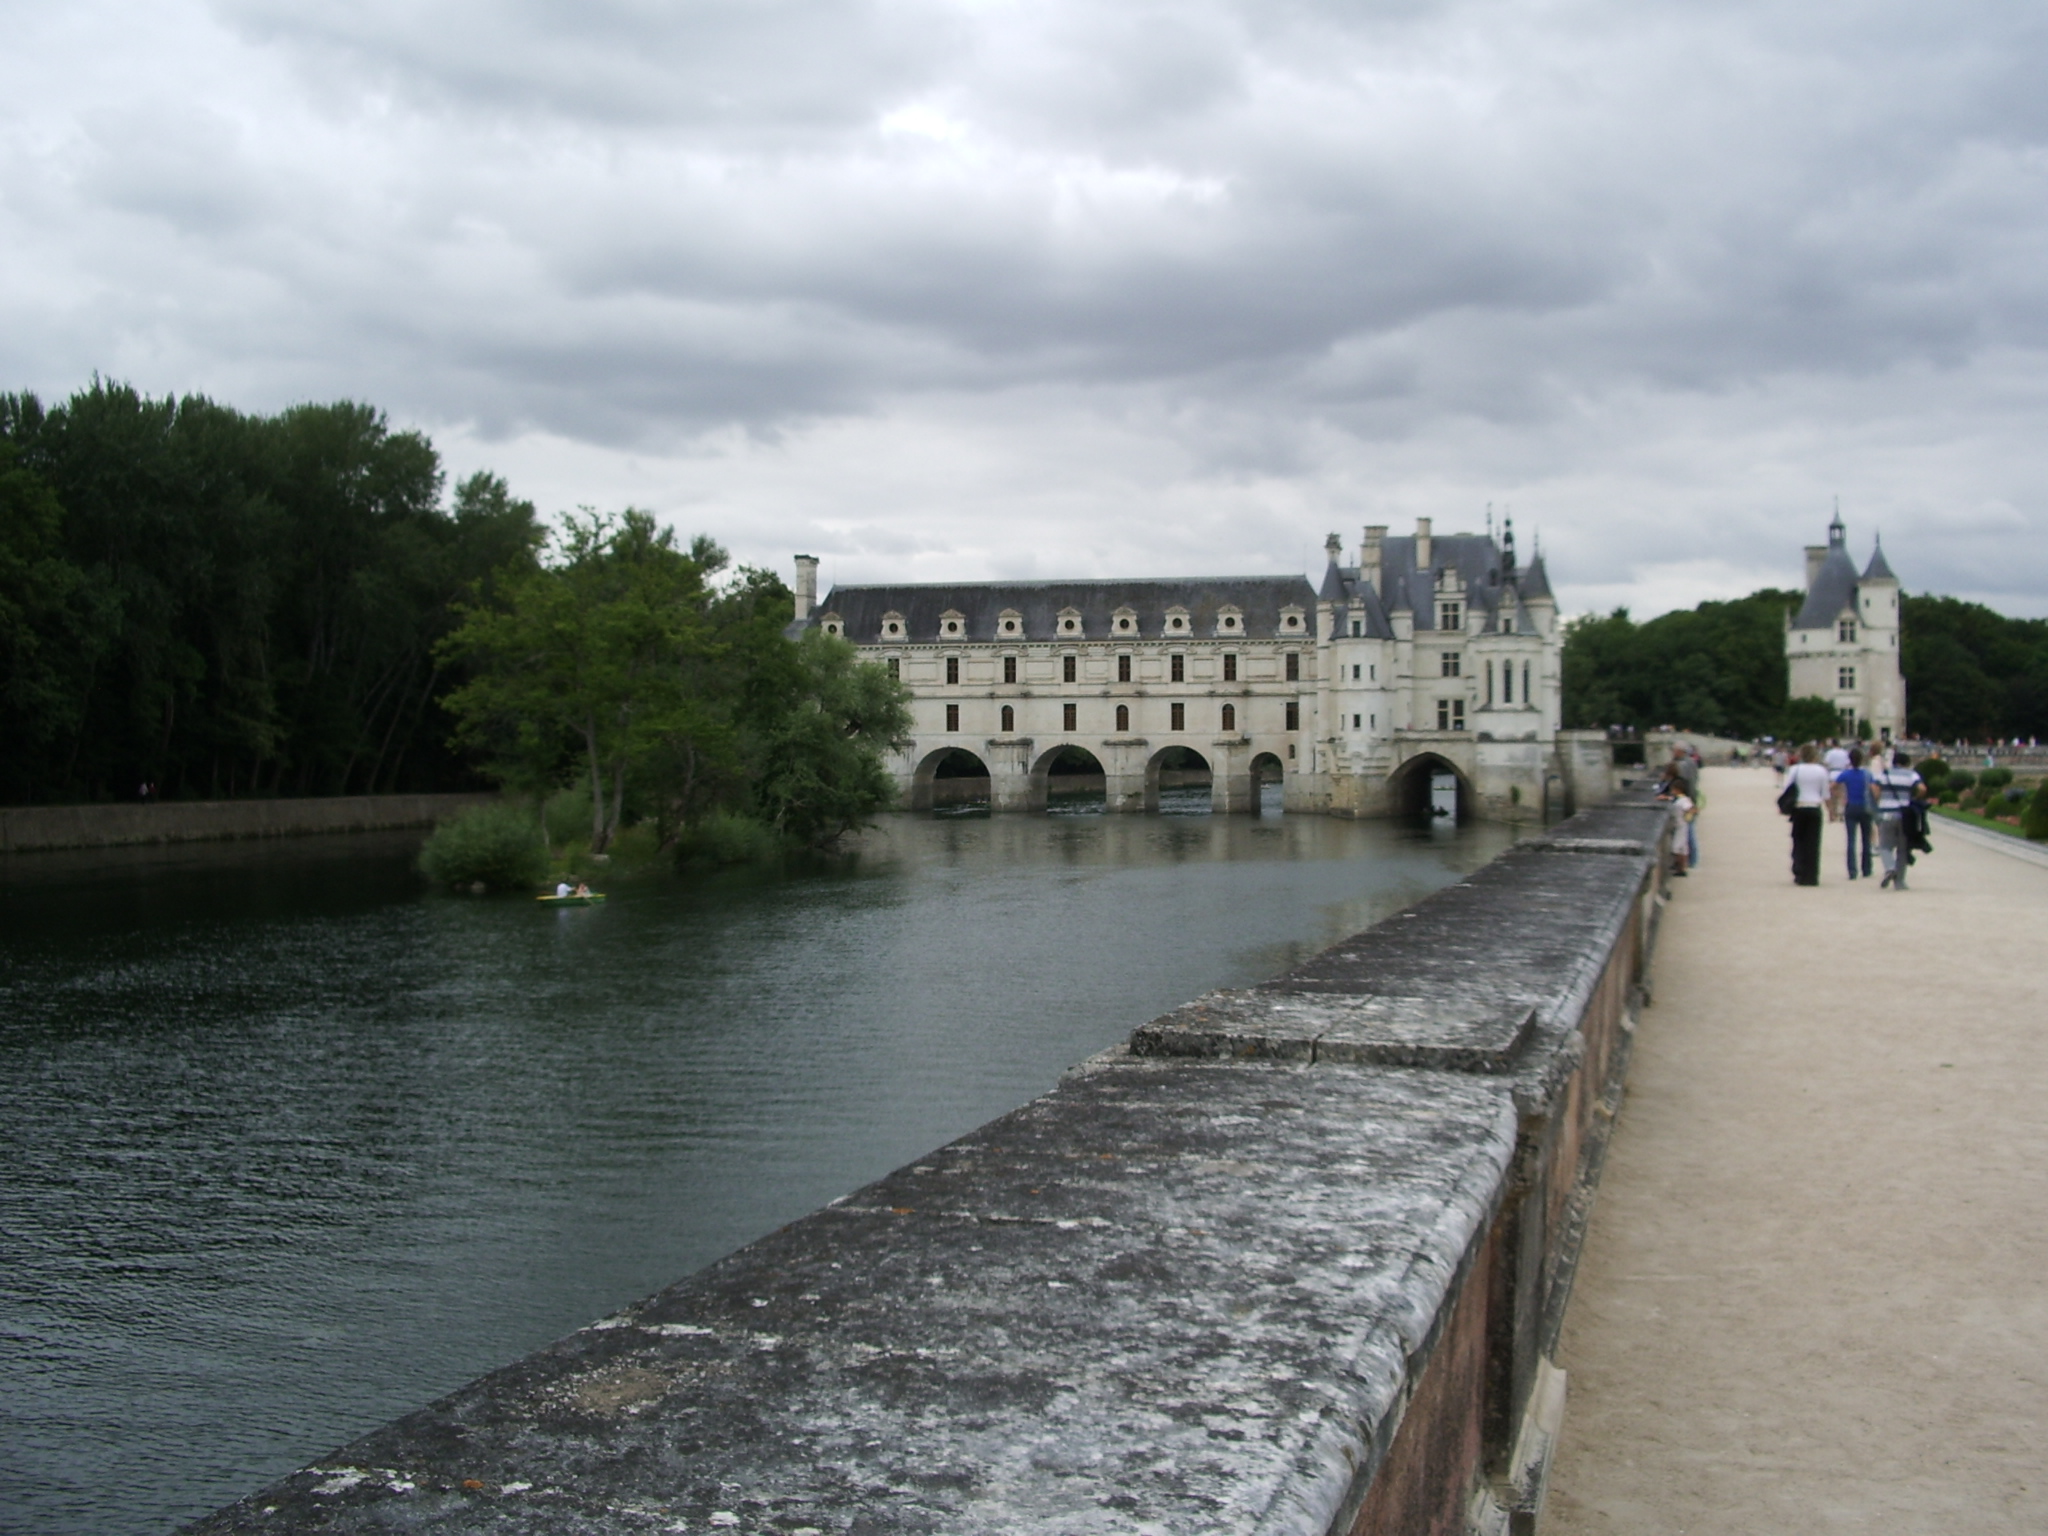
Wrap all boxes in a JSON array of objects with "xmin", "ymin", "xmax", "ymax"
[
  {"xmin": 1318, "ymin": 531, "xmax": 1546, "ymax": 636},
  {"xmin": 1862, "ymin": 542, "xmax": 1896, "ymax": 582},
  {"xmin": 806, "ymin": 576, "xmax": 1317, "ymax": 643},
  {"xmin": 1794, "ymin": 529, "xmax": 1862, "ymax": 629}
]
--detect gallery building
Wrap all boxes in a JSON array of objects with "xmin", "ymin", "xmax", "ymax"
[{"xmin": 788, "ymin": 518, "xmax": 1572, "ymax": 822}]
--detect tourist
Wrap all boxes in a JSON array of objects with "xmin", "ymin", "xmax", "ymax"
[
  {"xmin": 556, "ymin": 880, "xmax": 572, "ymax": 898},
  {"xmin": 1657, "ymin": 771, "xmax": 1695, "ymax": 876},
  {"xmin": 1786, "ymin": 744, "xmax": 1831, "ymax": 886},
  {"xmin": 1822, "ymin": 740, "xmax": 1851, "ymax": 774},
  {"xmin": 1831, "ymin": 747, "xmax": 1875, "ymax": 880},
  {"xmin": 1875, "ymin": 750, "xmax": 1924, "ymax": 890},
  {"xmin": 1669, "ymin": 747, "xmax": 1701, "ymax": 867}
]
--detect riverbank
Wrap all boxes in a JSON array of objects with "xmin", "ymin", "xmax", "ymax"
[{"xmin": 0, "ymin": 794, "xmax": 494, "ymax": 854}]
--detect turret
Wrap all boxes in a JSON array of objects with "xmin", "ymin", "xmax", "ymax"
[{"xmin": 793, "ymin": 554, "xmax": 819, "ymax": 622}]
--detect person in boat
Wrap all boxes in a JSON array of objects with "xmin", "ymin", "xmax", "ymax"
[
  {"xmin": 574, "ymin": 882, "xmax": 591, "ymax": 897},
  {"xmin": 555, "ymin": 881, "xmax": 572, "ymax": 898}
]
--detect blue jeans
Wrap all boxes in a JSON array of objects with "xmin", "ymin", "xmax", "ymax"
[{"xmin": 1842, "ymin": 806, "xmax": 1874, "ymax": 877}]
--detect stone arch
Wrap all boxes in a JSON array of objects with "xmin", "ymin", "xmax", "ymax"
[
  {"xmin": 1145, "ymin": 744, "xmax": 1212, "ymax": 814},
  {"xmin": 1030, "ymin": 743, "xmax": 1107, "ymax": 814},
  {"xmin": 1250, "ymin": 751, "xmax": 1285, "ymax": 815},
  {"xmin": 909, "ymin": 746, "xmax": 992, "ymax": 812},
  {"xmin": 1390, "ymin": 751, "xmax": 1472, "ymax": 824}
]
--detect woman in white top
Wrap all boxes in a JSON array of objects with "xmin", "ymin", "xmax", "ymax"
[{"xmin": 1786, "ymin": 743, "xmax": 1833, "ymax": 886}]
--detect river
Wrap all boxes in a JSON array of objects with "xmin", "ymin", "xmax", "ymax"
[{"xmin": 0, "ymin": 804, "xmax": 1512, "ymax": 1533}]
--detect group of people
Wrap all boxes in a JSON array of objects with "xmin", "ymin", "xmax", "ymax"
[{"xmin": 1779, "ymin": 741, "xmax": 1930, "ymax": 888}]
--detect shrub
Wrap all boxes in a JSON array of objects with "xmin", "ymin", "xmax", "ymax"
[
  {"xmin": 673, "ymin": 809, "xmax": 788, "ymax": 868},
  {"xmin": 418, "ymin": 803, "xmax": 549, "ymax": 890},
  {"xmin": 1946, "ymin": 769, "xmax": 1976, "ymax": 795},
  {"xmin": 2024, "ymin": 784, "xmax": 2048, "ymax": 841},
  {"xmin": 1915, "ymin": 757, "xmax": 1950, "ymax": 783},
  {"xmin": 1978, "ymin": 766, "xmax": 2014, "ymax": 791},
  {"xmin": 544, "ymin": 785, "xmax": 593, "ymax": 847}
]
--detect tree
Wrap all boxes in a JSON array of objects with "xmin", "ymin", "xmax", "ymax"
[
  {"xmin": 438, "ymin": 510, "xmax": 721, "ymax": 852},
  {"xmin": 1561, "ymin": 590, "xmax": 1801, "ymax": 737},
  {"xmin": 745, "ymin": 629, "xmax": 912, "ymax": 846}
]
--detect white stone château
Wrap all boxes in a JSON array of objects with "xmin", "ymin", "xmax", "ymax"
[
  {"xmin": 787, "ymin": 517, "xmax": 1568, "ymax": 821},
  {"xmin": 1786, "ymin": 512, "xmax": 1905, "ymax": 741}
]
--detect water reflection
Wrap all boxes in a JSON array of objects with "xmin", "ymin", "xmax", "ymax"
[{"xmin": 0, "ymin": 812, "xmax": 1511, "ymax": 1535}]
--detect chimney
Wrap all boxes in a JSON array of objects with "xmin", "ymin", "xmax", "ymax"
[
  {"xmin": 1361, "ymin": 525, "xmax": 1386, "ymax": 594},
  {"xmin": 1804, "ymin": 545, "xmax": 1827, "ymax": 587},
  {"xmin": 1324, "ymin": 532, "xmax": 1343, "ymax": 564},
  {"xmin": 793, "ymin": 554, "xmax": 819, "ymax": 622},
  {"xmin": 1415, "ymin": 517, "xmax": 1432, "ymax": 573}
]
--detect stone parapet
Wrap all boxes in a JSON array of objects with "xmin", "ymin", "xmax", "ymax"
[
  {"xmin": 0, "ymin": 793, "xmax": 496, "ymax": 853},
  {"xmin": 183, "ymin": 797, "xmax": 1677, "ymax": 1536}
]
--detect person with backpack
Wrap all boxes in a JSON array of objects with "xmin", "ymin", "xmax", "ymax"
[
  {"xmin": 1874, "ymin": 749, "xmax": 1925, "ymax": 890},
  {"xmin": 1831, "ymin": 747, "xmax": 1876, "ymax": 880}
]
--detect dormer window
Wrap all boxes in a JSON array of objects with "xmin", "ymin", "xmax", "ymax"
[
  {"xmin": 998, "ymin": 608, "xmax": 1023, "ymax": 637},
  {"xmin": 1112, "ymin": 605, "xmax": 1137, "ymax": 634},
  {"xmin": 1280, "ymin": 606, "xmax": 1304, "ymax": 632},
  {"xmin": 1164, "ymin": 605, "xmax": 1190, "ymax": 633},
  {"xmin": 880, "ymin": 610, "xmax": 904, "ymax": 639},
  {"xmin": 1215, "ymin": 605, "xmax": 1243, "ymax": 636},
  {"xmin": 819, "ymin": 611, "xmax": 844, "ymax": 637},
  {"xmin": 1438, "ymin": 601, "xmax": 1463, "ymax": 632},
  {"xmin": 938, "ymin": 608, "xmax": 965, "ymax": 639},
  {"xmin": 1838, "ymin": 619, "xmax": 1856, "ymax": 643},
  {"xmin": 1057, "ymin": 606, "xmax": 1083, "ymax": 636}
]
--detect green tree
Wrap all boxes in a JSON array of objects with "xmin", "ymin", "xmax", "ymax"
[
  {"xmin": 438, "ymin": 510, "xmax": 721, "ymax": 852},
  {"xmin": 1561, "ymin": 589, "xmax": 1800, "ymax": 737},
  {"xmin": 1778, "ymin": 696, "xmax": 1846, "ymax": 744},
  {"xmin": 745, "ymin": 629, "xmax": 912, "ymax": 847}
]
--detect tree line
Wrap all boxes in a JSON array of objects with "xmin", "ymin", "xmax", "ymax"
[
  {"xmin": 1562, "ymin": 587, "xmax": 2048, "ymax": 741},
  {"xmin": 1, "ymin": 381, "xmax": 910, "ymax": 848}
]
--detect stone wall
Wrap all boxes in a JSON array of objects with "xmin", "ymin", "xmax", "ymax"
[
  {"xmin": 0, "ymin": 794, "xmax": 495, "ymax": 853},
  {"xmin": 184, "ymin": 795, "xmax": 1675, "ymax": 1536}
]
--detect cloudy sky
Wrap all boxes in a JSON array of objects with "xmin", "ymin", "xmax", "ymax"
[{"xmin": 6, "ymin": 1, "xmax": 2048, "ymax": 617}]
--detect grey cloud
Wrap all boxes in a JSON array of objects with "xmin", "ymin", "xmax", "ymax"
[{"xmin": 7, "ymin": 0, "xmax": 2048, "ymax": 613}]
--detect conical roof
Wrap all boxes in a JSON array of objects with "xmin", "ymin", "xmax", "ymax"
[{"xmin": 1862, "ymin": 541, "xmax": 1896, "ymax": 582}]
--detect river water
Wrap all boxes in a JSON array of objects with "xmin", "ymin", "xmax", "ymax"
[{"xmin": 0, "ymin": 805, "xmax": 1511, "ymax": 1534}]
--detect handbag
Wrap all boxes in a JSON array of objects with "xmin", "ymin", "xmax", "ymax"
[{"xmin": 1776, "ymin": 779, "xmax": 1800, "ymax": 816}]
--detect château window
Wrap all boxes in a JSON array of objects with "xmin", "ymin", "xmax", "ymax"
[
  {"xmin": 1502, "ymin": 664, "xmax": 1512, "ymax": 704},
  {"xmin": 1352, "ymin": 713, "xmax": 1361, "ymax": 730},
  {"xmin": 1118, "ymin": 654, "xmax": 1131, "ymax": 682},
  {"xmin": 1437, "ymin": 698, "xmax": 1466, "ymax": 731},
  {"xmin": 1441, "ymin": 651, "xmax": 1461, "ymax": 678},
  {"xmin": 1439, "ymin": 601, "xmax": 1463, "ymax": 631},
  {"xmin": 1064, "ymin": 702, "xmax": 1077, "ymax": 731},
  {"xmin": 946, "ymin": 704, "xmax": 960, "ymax": 732},
  {"xmin": 1839, "ymin": 620, "xmax": 1857, "ymax": 642},
  {"xmin": 1350, "ymin": 620, "xmax": 1361, "ymax": 637},
  {"xmin": 1001, "ymin": 704, "xmax": 1015, "ymax": 732},
  {"xmin": 945, "ymin": 656, "xmax": 959, "ymax": 685},
  {"xmin": 1223, "ymin": 654, "xmax": 1237, "ymax": 682},
  {"xmin": 1115, "ymin": 704, "xmax": 1129, "ymax": 731},
  {"xmin": 1170, "ymin": 702, "xmax": 1185, "ymax": 731},
  {"xmin": 1285, "ymin": 652, "xmax": 1300, "ymax": 682},
  {"xmin": 1062, "ymin": 654, "xmax": 1077, "ymax": 683},
  {"xmin": 1370, "ymin": 664, "xmax": 1376, "ymax": 681},
  {"xmin": 1522, "ymin": 663, "xmax": 1530, "ymax": 702},
  {"xmin": 1003, "ymin": 655, "xmax": 1017, "ymax": 684},
  {"xmin": 1170, "ymin": 654, "xmax": 1185, "ymax": 682},
  {"xmin": 1284, "ymin": 701, "xmax": 1300, "ymax": 731},
  {"xmin": 1221, "ymin": 704, "xmax": 1236, "ymax": 731},
  {"xmin": 1352, "ymin": 664, "xmax": 1361, "ymax": 680},
  {"xmin": 1839, "ymin": 666, "xmax": 1856, "ymax": 690},
  {"xmin": 887, "ymin": 658, "xmax": 900, "ymax": 680}
]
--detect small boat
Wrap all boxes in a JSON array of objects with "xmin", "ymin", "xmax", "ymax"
[{"xmin": 537, "ymin": 892, "xmax": 607, "ymax": 906}]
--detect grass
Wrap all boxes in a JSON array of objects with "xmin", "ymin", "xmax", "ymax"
[{"xmin": 1931, "ymin": 805, "xmax": 2033, "ymax": 840}]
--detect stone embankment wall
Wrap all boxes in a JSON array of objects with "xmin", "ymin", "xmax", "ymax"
[
  {"xmin": 186, "ymin": 795, "xmax": 1674, "ymax": 1536},
  {"xmin": 0, "ymin": 794, "xmax": 494, "ymax": 853}
]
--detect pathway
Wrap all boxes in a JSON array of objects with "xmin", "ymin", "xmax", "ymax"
[{"xmin": 1546, "ymin": 765, "xmax": 2047, "ymax": 1534}]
